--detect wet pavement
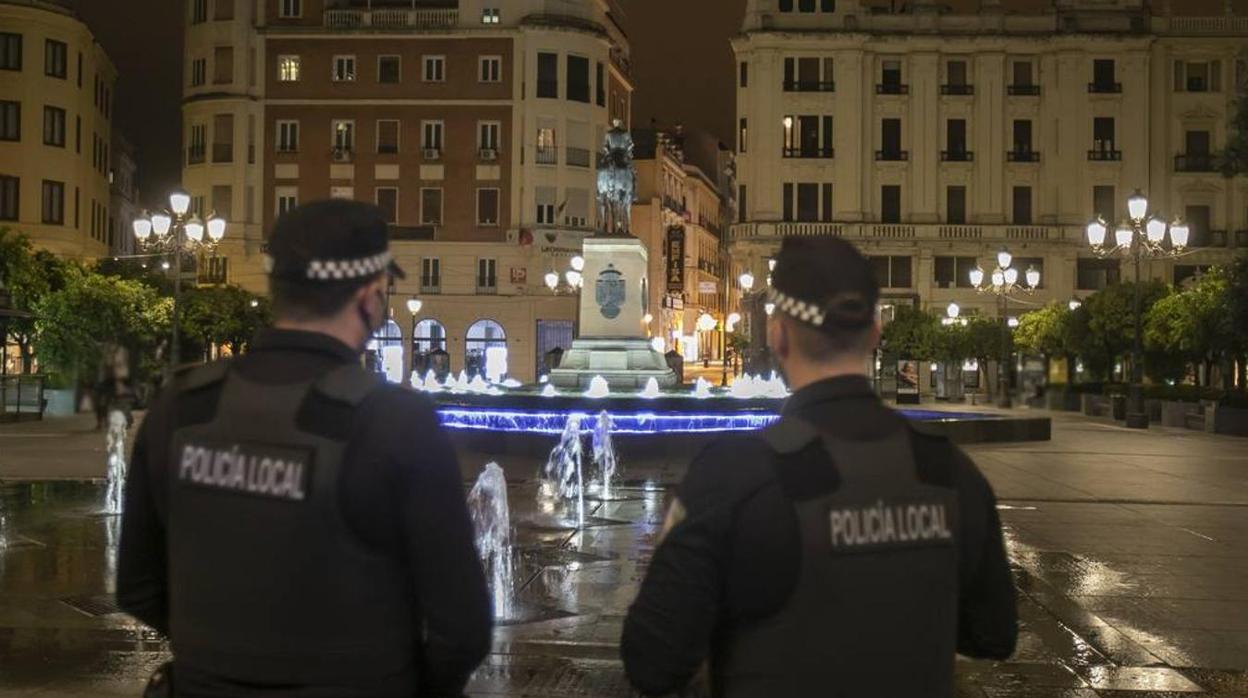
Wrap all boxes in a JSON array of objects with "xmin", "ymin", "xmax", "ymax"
[{"xmin": 1, "ymin": 410, "xmax": 1247, "ymax": 696}]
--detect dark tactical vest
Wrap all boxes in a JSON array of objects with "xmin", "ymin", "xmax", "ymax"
[
  {"xmin": 166, "ymin": 362, "xmax": 417, "ymax": 693},
  {"xmin": 717, "ymin": 418, "xmax": 960, "ymax": 698}
]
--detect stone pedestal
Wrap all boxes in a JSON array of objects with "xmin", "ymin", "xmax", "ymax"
[{"xmin": 550, "ymin": 235, "xmax": 677, "ymax": 389}]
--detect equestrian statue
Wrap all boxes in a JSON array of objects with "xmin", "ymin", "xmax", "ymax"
[{"xmin": 596, "ymin": 119, "xmax": 636, "ymax": 236}]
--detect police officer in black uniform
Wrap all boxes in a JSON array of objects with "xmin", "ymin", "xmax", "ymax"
[
  {"xmin": 117, "ymin": 199, "xmax": 493, "ymax": 697},
  {"xmin": 622, "ymin": 237, "xmax": 1017, "ymax": 697}
]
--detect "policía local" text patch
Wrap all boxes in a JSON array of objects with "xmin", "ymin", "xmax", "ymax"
[{"xmin": 177, "ymin": 440, "xmax": 312, "ymax": 502}]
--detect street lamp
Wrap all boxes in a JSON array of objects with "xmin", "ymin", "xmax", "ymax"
[
  {"xmin": 406, "ymin": 298, "xmax": 423, "ymax": 316},
  {"xmin": 1068, "ymin": 298, "xmax": 1082, "ymax": 312},
  {"xmin": 970, "ymin": 246, "xmax": 1039, "ymax": 408},
  {"xmin": 133, "ymin": 190, "xmax": 226, "ymax": 369},
  {"xmin": 1085, "ymin": 188, "xmax": 1188, "ymax": 429}
]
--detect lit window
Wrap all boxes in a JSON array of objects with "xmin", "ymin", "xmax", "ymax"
[
  {"xmin": 332, "ymin": 55, "xmax": 356, "ymax": 82},
  {"xmin": 481, "ymin": 8, "xmax": 501, "ymax": 24},
  {"xmin": 423, "ymin": 56, "xmax": 445, "ymax": 82},
  {"xmin": 278, "ymin": 0, "xmax": 302, "ymax": 18},
  {"xmin": 278, "ymin": 55, "xmax": 300, "ymax": 82}
]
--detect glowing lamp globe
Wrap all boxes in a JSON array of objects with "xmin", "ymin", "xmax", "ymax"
[
  {"xmin": 768, "ymin": 259, "xmax": 777, "ymax": 271},
  {"xmin": 996, "ymin": 249, "xmax": 1012, "ymax": 271},
  {"xmin": 1069, "ymin": 299, "xmax": 1082, "ymax": 311},
  {"xmin": 1007, "ymin": 317, "xmax": 1020, "ymax": 328},
  {"xmin": 1114, "ymin": 223, "xmax": 1133, "ymax": 248},
  {"xmin": 1025, "ymin": 266, "xmax": 1041, "ymax": 289},
  {"xmin": 946, "ymin": 302, "xmax": 960, "ymax": 319},
  {"xmin": 969, "ymin": 266, "xmax": 985, "ymax": 288},
  {"xmin": 643, "ymin": 313, "xmax": 654, "ymax": 324},
  {"xmin": 991, "ymin": 270, "xmax": 1005, "ymax": 287},
  {"xmin": 406, "ymin": 298, "xmax": 423, "ymax": 315},
  {"xmin": 1003, "ymin": 267, "xmax": 1019, "ymax": 286},
  {"xmin": 764, "ymin": 302, "xmax": 776, "ymax": 316},
  {"xmin": 1169, "ymin": 220, "xmax": 1190, "ymax": 249},
  {"xmin": 1126, "ymin": 189, "xmax": 1148, "ymax": 221},
  {"xmin": 565, "ymin": 270, "xmax": 583, "ymax": 288},
  {"xmin": 544, "ymin": 272, "xmax": 559, "ymax": 291},
  {"xmin": 184, "ymin": 216, "xmax": 205, "ymax": 243},
  {"xmin": 738, "ymin": 271, "xmax": 755, "ymax": 291},
  {"xmin": 151, "ymin": 213, "xmax": 173, "ymax": 236},
  {"xmin": 570, "ymin": 255, "xmax": 585, "ymax": 272},
  {"xmin": 1145, "ymin": 217, "xmax": 1166, "ymax": 244},
  {"xmin": 1086, "ymin": 218, "xmax": 1107, "ymax": 247},
  {"xmin": 169, "ymin": 190, "xmax": 192, "ymax": 216},
  {"xmin": 132, "ymin": 216, "xmax": 153, "ymax": 241},
  {"xmin": 697, "ymin": 313, "xmax": 716, "ymax": 332},
  {"xmin": 206, "ymin": 216, "xmax": 226, "ymax": 242}
]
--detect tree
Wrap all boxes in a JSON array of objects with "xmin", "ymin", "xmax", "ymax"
[
  {"xmin": 0, "ymin": 228, "xmax": 70, "ymax": 373},
  {"xmin": 179, "ymin": 285, "xmax": 271, "ymax": 358},
  {"xmin": 1013, "ymin": 302, "xmax": 1074, "ymax": 382},
  {"xmin": 34, "ymin": 267, "xmax": 173, "ymax": 386},
  {"xmin": 963, "ymin": 316, "xmax": 1004, "ymax": 392},
  {"xmin": 1076, "ymin": 281, "xmax": 1170, "ymax": 382},
  {"xmin": 880, "ymin": 305, "xmax": 938, "ymax": 359}
]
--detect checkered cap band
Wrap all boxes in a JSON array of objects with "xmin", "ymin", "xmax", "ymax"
[
  {"xmin": 766, "ymin": 288, "xmax": 827, "ymax": 328},
  {"xmin": 304, "ymin": 251, "xmax": 393, "ymax": 281}
]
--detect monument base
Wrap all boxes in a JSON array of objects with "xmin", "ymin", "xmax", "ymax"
[{"xmin": 549, "ymin": 338, "xmax": 677, "ymax": 390}]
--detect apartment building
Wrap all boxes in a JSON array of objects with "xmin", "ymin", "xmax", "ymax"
[
  {"xmin": 0, "ymin": 0, "xmax": 117, "ymax": 259},
  {"xmin": 731, "ymin": 0, "xmax": 1248, "ymax": 332},
  {"xmin": 182, "ymin": 0, "xmax": 631, "ymax": 382}
]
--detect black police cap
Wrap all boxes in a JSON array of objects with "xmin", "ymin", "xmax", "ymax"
[
  {"xmin": 265, "ymin": 199, "xmax": 405, "ymax": 283},
  {"xmin": 768, "ymin": 237, "xmax": 879, "ymax": 332}
]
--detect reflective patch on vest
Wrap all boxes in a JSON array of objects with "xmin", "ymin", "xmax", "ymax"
[
  {"xmin": 826, "ymin": 498, "xmax": 953, "ymax": 553},
  {"xmin": 176, "ymin": 440, "xmax": 313, "ymax": 502}
]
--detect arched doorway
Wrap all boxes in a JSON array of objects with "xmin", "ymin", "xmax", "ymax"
[
  {"xmin": 367, "ymin": 319, "xmax": 404, "ymax": 383},
  {"xmin": 412, "ymin": 318, "xmax": 448, "ymax": 380},
  {"xmin": 465, "ymin": 319, "xmax": 506, "ymax": 380}
]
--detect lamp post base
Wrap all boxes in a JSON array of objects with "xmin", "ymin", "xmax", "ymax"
[{"xmin": 1125, "ymin": 412, "xmax": 1150, "ymax": 429}]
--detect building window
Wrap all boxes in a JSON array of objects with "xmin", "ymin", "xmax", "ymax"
[
  {"xmin": 879, "ymin": 118, "xmax": 903, "ymax": 160},
  {"xmin": 596, "ymin": 61, "xmax": 606, "ymax": 106},
  {"xmin": 378, "ymin": 55, "xmax": 401, "ymax": 84},
  {"xmin": 536, "ymin": 126, "xmax": 556, "ymax": 164},
  {"xmin": 478, "ymin": 121, "xmax": 500, "ymax": 154},
  {"xmin": 1091, "ymin": 117, "xmax": 1117, "ymax": 159},
  {"xmin": 879, "ymin": 59, "xmax": 905, "ymax": 93},
  {"xmin": 881, "ymin": 185, "xmax": 901, "ymax": 223},
  {"xmin": 191, "ymin": 57, "xmax": 207, "ymax": 86},
  {"xmin": 567, "ymin": 55, "xmax": 590, "ymax": 103},
  {"xmin": 215, "ymin": 0, "xmax": 234, "ymax": 21},
  {"xmin": 0, "ymin": 33, "xmax": 21, "ymax": 71},
  {"xmin": 784, "ymin": 56, "xmax": 834, "ymax": 92},
  {"xmin": 75, "ymin": 115, "xmax": 80, "ymax": 152},
  {"xmin": 1012, "ymin": 186, "xmax": 1032, "ymax": 225},
  {"xmin": 0, "ymin": 176, "xmax": 18, "ymax": 220},
  {"xmin": 944, "ymin": 59, "xmax": 970, "ymax": 93},
  {"xmin": 376, "ymin": 187, "xmax": 398, "ymax": 224},
  {"xmin": 1174, "ymin": 60, "xmax": 1221, "ymax": 93},
  {"xmin": 1077, "ymin": 258, "xmax": 1120, "ymax": 290},
  {"xmin": 41, "ymin": 180, "xmax": 64, "ymax": 224},
  {"xmin": 277, "ymin": 55, "xmax": 300, "ymax": 82},
  {"xmin": 465, "ymin": 320, "xmax": 505, "ymax": 375},
  {"xmin": 188, "ymin": 123, "xmax": 206, "ymax": 164},
  {"xmin": 44, "ymin": 40, "xmax": 66, "ymax": 79},
  {"xmin": 332, "ymin": 55, "xmax": 356, "ymax": 82},
  {"xmin": 278, "ymin": 0, "xmax": 302, "ymax": 18},
  {"xmin": 421, "ymin": 121, "xmax": 444, "ymax": 155},
  {"xmin": 536, "ymin": 199, "xmax": 555, "ymax": 225},
  {"xmin": 476, "ymin": 259, "xmax": 498, "ymax": 291},
  {"xmin": 213, "ymin": 46, "xmax": 233, "ymax": 84},
  {"xmin": 934, "ymin": 256, "xmax": 977, "ymax": 289},
  {"xmin": 422, "ymin": 55, "xmax": 445, "ymax": 82},
  {"xmin": 479, "ymin": 56, "xmax": 501, "ymax": 83},
  {"xmin": 482, "ymin": 7, "xmax": 501, "ymax": 24},
  {"xmin": 943, "ymin": 119, "xmax": 968, "ymax": 160},
  {"xmin": 1012, "ymin": 119, "xmax": 1033, "ymax": 155},
  {"xmin": 276, "ymin": 120, "xmax": 298, "ymax": 152},
  {"xmin": 1090, "ymin": 59, "xmax": 1119, "ymax": 92},
  {"xmin": 738, "ymin": 184, "xmax": 747, "ymax": 224},
  {"xmin": 377, "ymin": 119, "xmax": 399, "ymax": 154},
  {"xmin": 477, "ymin": 188, "xmax": 500, "ymax": 226},
  {"xmin": 211, "ymin": 185, "xmax": 232, "ymax": 220},
  {"xmin": 537, "ymin": 52, "xmax": 558, "ymax": 98},
  {"xmin": 738, "ymin": 118, "xmax": 747, "ymax": 153},
  {"xmin": 946, "ymin": 186, "xmax": 966, "ymax": 224},
  {"xmin": 421, "ymin": 188, "xmax": 442, "ymax": 225},
  {"xmin": 1092, "ymin": 185, "xmax": 1116, "ymax": 223},
  {"xmin": 332, "ymin": 119, "xmax": 354, "ymax": 155},
  {"xmin": 740, "ymin": 61, "xmax": 748, "ymax": 87},
  {"xmin": 191, "ymin": 0, "xmax": 208, "ymax": 24},
  {"xmin": 43, "ymin": 106, "xmax": 66, "ymax": 147},
  {"xmin": 276, "ymin": 186, "xmax": 298, "ymax": 216},
  {"xmin": 213, "ymin": 113, "xmax": 234, "ymax": 163},
  {"xmin": 420, "ymin": 258, "xmax": 441, "ymax": 292},
  {"xmin": 870, "ymin": 256, "xmax": 912, "ymax": 288},
  {"xmin": 0, "ymin": 101, "xmax": 19, "ymax": 141}
]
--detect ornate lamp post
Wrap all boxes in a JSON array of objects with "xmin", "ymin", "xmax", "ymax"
[
  {"xmin": 133, "ymin": 190, "xmax": 226, "ymax": 369},
  {"xmin": 970, "ymin": 247, "xmax": 1040, "ymax": 408},
  {"xmin": 1085, "ymin": 189, "xmax": 1188, "ymax": 429},
  {"xmin": 545, "ymin": 254, "xmax": 585, "ymax": 333}
]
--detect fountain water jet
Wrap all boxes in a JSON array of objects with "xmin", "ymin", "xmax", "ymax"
[
  {"xmin": 591, "ymin": 411, "xmax": 618, "ymax": 501},
  {"xmin": 467, "ymin": 462, "xmax": 514, "ymax": 620},
  {"xmin": 542, "ymin": 413, "xmax": 585, "ymax": 526},
  {"xmin": 103, "ymin": 410, "xmax": 128, "ymax": 515}
]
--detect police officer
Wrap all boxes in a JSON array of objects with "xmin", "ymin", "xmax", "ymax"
[
  {"xmin": 117, "ymin": 199, "xmax": 493, "ymax": 697},
  {"xmin": 622, "ymin": 237, "xmax": 1017, "ymax": 697}
]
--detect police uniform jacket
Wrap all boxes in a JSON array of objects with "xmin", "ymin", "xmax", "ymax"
[
  {"xmin": 621, "ymin": 375, "xmax": 1017, "ymax": 697},
  {"xmin": 117, "ymin": 329, "xmax": 493, "ymax": 697}
]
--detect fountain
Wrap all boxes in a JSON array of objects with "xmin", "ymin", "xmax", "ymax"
[
  {"xmin": 638, "ymin": 377, "xmax": 661, "ymax": 399},
  {"xmin": 467, "ymin": 462, "xmax": 514, "ymax": 621},
  {"xmin": 542, "ymin": 413, "xmax": 586, "ymax": 526},
  {"xmin": 583, "ymin": 375, "xmax": 610, "ymax": 399},
  {"xmin": 591, "ymin": 411, "xmax": 618, "ymax": 501},
  {"xmin": 103, "ymin": 410, "xmax": 128, "ymax": 515},
  {"xmin": 541, "ymin": 383, "xmax": 558, "ymax": 397},
  {"xmin": 692, "ymin": 377, "xmax": 713, "ymax": 399}
]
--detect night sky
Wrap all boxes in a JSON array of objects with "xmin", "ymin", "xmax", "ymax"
[{"xmin": 73, "ymin": 0, "xmax": 745, "ymax": 206}]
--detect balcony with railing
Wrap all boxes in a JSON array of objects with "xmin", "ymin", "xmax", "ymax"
[
  {"xmin": 1087, "ymin": 147, "xmax": 1122, "ymax": 161},
  {"xmin": 323, "ymin": 6, "xmax": 458, "ymax": 31},
  {"xmin": 566, "ymin": 146, "xmax": 590, "ymax": 168},
  {"xmin": 1008, "ymin": 149, "xmax": 1041, "ymax": 162},
  {"xmin": 875, "ymin": 149, "xmax": 909, "ymax": 161},
  {"xmin": 535, "ymin": 146, "xmax": 557, "ymax": 165},
  {"xmin": 1007, "ymin": 84, "xmax": 1041, "ymax": 96},
  {"xmin": 1174, "ymin": 153, "xmax": 1216, "ymax": 173},
  {"xmin": 1088, "ymin": 81, "xmax": 1122, "ymax": 94},
  {"xmin": 940, "ymin": 84, "xmax": 974, "ymax": 96},
  {"xmin": 783, "ymin": 80, "xmax": 835, "ymax": 93},
  {"xmin": 187, "ymin": 144, "xmax": 205, "ymax": 165},
  {"xmin": 940, "ymin": 150, "xmax": 974, "ymax": 162},
  {"xmin": 729, "ymin": 221, "xmax": 1080, "ymax": 244},
  {"xmin": 783, "ymin": 147, "xmax": 834, "ymax": 159},
  {"xmin": 876, "ymin": 83, "xmax": 909, "ymax": 95}
]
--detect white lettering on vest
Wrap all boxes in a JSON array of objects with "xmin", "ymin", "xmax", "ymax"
[
  {"xmin": 177, "ymin": 442, "xmax": 309, "ymax": 502},
  {"xmin": 828, "ymin": 500, "xmax": 952, "ymax": 549}
]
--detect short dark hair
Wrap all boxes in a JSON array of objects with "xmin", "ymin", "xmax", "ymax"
[
  {"xmin": 771, "ymin": 237, "xmax": 880, "ymax": 361},
  {"xmin": 269, "ymin": 273, "xmax": 382, "ymax": 322}
]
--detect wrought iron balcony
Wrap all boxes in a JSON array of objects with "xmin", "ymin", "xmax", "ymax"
[
  {"xmin": 876, "ymin": 83, "xmax": 909, "ymax": 95},
  {"xmin": 186, "ymin": 145, "xmax": 205, "ymax": 165},
  {"xmin": 1088, "ymin": 81, "xmax": 1122, "ymax": 94},
  {"xmin": 782, "ymin": 147, "xmax": 834, "ymax": 159},
  {"xmin": 566, "ymin": 146, "xmax": 591, "ymax": 168},
  {"xmin": 1007, "ymin": 84, "xmax": 1041, "ymax": 96},
  {"xmin": 783, "ymin": 80, "xmax": 835, "ymax": 92},
  {"xmin": 323, "ymin": 7, "xmax": 458, "ymax": 30},
  {"xmin": 940, "ymin": 84, "xmax": 974, "ymax": 96},
  {"xmin": 875, "ymin": 149, "xmax": 909, "ymax": 161},
  {"xmin": 535, "ymin": 146, "xmax": 557, "ymax": 165},
  {"xmin": 1174, "ymin": 153, "xmax": 1216, "ymax": 172},
  {"xmin": 941, "ymin": 150, "xmax": 974, "ymax": 162},
  {"xmin": 1087, "ymin": 148, "xmax": 1122, "ymax": 161},
  {"xmin": 1007, "ymin": 150, "xmax": 1040, "ymax": 162}
]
